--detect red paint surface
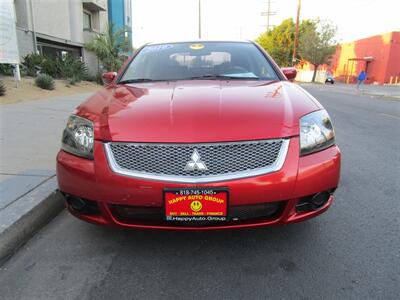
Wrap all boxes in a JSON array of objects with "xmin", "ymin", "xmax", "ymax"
[{"xmin": 76, "ymin": 80, "xmax": 321, "ymax": 142}]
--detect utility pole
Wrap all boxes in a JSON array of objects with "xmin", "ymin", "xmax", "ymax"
[
  {"xmin": 198, "ymin": 0, "xmax": 201, "ymax": 39},
  {"xmin": 292, "ymin": 0, "xmax": 301, "ymax": 66},
  {"xmin": 267, "ymin": 0, "xmax": 271, "ymax": 31},
  {"xmin": 260, "ymin": 0, "xmax": 276, "ymax": 32}
]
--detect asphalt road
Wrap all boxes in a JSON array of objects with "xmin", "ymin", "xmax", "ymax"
[{"xmin": 1, "ymin": 85, "xmax": 399, "ymax": 299}]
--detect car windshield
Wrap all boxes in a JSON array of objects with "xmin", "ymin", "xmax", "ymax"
[{"xmin": 119, "ymin": 42, "xmax": 279, "ymax": 83}]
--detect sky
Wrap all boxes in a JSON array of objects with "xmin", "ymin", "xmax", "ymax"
[{"xmin": 131, "ymin": 0, "xmax": 400, "ymax": 48}]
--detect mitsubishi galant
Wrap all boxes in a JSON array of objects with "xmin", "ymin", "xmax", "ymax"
[{"xmin": 56, "ymin": 41, "xmax": 341, "ymax": 230}]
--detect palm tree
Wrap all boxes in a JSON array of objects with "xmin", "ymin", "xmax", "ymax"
[{"xmin": 85, "ymin": 23, "xmax": 132, "ymax": 71}]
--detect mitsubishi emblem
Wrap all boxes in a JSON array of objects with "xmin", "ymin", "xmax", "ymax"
[{"xmin": 184, "ymin": 149, "xmax": 207, "ymax": 171}]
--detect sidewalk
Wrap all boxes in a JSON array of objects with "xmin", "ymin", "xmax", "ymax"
[
  {"xmin": 0, "ymin": 93, "xmax": 90, "ymax": 262},
  {"xmin": 299, "ymin": 82, "xmax": 400, "ymax": 99},
  {"xmin": 0, "ymin": 76, "xmax": 100, "ymax": 105}
]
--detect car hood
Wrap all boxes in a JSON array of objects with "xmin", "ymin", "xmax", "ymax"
[{"xmin": 76, "ymin": 80, "xmax": 321, "ymax": 142}]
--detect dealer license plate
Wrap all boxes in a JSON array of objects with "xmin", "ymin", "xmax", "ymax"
[{"xmin": 164, "ymin": 188, "xmax": 228, "ymax": 222}]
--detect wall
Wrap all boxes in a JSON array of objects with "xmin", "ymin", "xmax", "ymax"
[
  {"xmin": 330, "ymin": 32, "xmax": 399, "ymax": 84},
  {"xmin": 31, "ymin": 0, "xmax": 71, "ymax": 41},
  {"xmin": 296, "ymin": 32, "xmax": 400, "ymax": 85},
  {"xmin": 99, "ymin": 10, "xmax": 108, "ymax": 32},
  {"xmin": 15, "ymin": 0, "xmax": 34, "ymax": 58},
  {"xmin": 69, "ymin": 0, "xmax": 84, "ymax": 43},
  {"xmin": 385, "ymin": 32, "xmax": 400, "ymax": 83},
  {"xmin": 108, "ymin": 0, "xmax": 124, "ymax": 29},
  {"xmin": 13, "ymin": 0, "xmax": 108, "ymax": 75},
  {"xmin": 108, "ymin": 0, "xmax": 132, "ymax": 51},
  {"xmin": 14, "ymin": 0, "xmax": 108, "ymax": 49},
  {"xmin": 83, "ymin": 47, "xmax": 101, "ymax": 76},
  {"xmin": 16, "ymin": 29, "xmax": 35, "ymax": 58},
  {"xmin": 124, "ymin": 0, "xmax": 132, "ymax": 49},
  {"xmin": 14, "ymin": 0, "xmax": 30, "ymax": 29}
]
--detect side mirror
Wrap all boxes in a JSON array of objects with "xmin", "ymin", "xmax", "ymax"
[
  {"xmin": 102, "ymin": 72, "xmax": 117, "ymax": 85},
  {"xmin": 281, "ymin": 67, "xmax": 297, "ymax": 81}
]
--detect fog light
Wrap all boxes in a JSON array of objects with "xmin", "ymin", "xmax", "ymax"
[
  {"xmin": 296, "ymin": 191, "xmax": 332, "ymax": 213},
  {"xmin": 311, "ymin": 192, "xmax": 330, "ymax": 209},
  {"xmin": 65, "ymin": 195, "xmax": 86, "ymax": 212}
]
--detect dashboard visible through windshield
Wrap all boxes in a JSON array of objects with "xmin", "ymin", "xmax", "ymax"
[{"xmin": 119, "ymin": 42, "xmax": 280, "ymax": 83}]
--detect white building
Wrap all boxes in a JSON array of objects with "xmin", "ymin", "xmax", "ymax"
[{"xmin": 14, "ymin": 0, "xmax": 109, "ymax": 75}]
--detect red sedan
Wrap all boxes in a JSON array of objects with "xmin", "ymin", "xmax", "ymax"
[{"xmin": 56, "ymin": 41, "xmax": 341, "ymax": 230}]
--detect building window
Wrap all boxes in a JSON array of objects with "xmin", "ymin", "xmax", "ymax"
[{"xmin": 83, "ymin": 12, "xmax": 92, "ymax": 30}]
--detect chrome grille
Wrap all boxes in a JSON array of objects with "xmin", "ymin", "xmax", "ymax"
[{"xmin": 105, "ymin": 139, "xmax": 289, "ymax": 183}]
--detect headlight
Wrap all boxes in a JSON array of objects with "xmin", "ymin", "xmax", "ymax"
[
  {"xmin": 300, "ymin": 110, "xmax": 335, "ymax": 156},
  {"xmin": 61, "ymin": 115, "xmax": 94, "ymax": 159}
]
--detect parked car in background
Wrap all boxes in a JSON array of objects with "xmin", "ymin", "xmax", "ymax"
[
  {"xmin": 325, "ymin": 72, "xmax": 335, "ymax": 84},
  {"xmin": 57, "ymin": 40, "xmax": 341, "ymax": 230}
]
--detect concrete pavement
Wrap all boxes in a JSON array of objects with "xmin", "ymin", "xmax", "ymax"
[
  {"xmin": 300, "ymin": 82, "xmax": 400, "ymax": 99},
  {"xmin": 0, "ymin": 85, "xmax": 399, "ymax": 299},
  {"xmin": 0, "ymin": 93, "xmax": 90, "ymax": 176},
  {"xmin": 0, "ymin": 93, "xmax": 90, "ymax": 261}
]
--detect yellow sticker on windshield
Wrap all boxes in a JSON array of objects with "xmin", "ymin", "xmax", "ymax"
[{"xmin": 190, "ymin": 43, "xmax": 205, "ymax": 50}]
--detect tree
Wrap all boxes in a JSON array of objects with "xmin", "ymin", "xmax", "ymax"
[
  {"xmin": 299, "ymin": 19, "xmax": 337, "ymax": 82},
  {"xmin": 256, "ymin": 19, "xmax": 295, "ymax": 67},
  {"xmin": 255, "ymin": 18, "xmax": 315, "ymax": 67},
  {"xmin": 85, "ymin": 23, "xmax": 132, "ymax": 71}
]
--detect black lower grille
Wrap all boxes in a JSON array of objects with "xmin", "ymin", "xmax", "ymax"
[
  {"xmin": 63, "ymin": 193, "xmax": 101, "ymax": 215},
  {"xmin": 111, "ymin": 205, "xmax": 164, "ymax": 222},
  {"xmin": 110, "ymin": 201, "xmax": 285, "ymax": 226},
  {"xmin": 229, "ymin": 202, "xmax": 285, "ymax": 221}
]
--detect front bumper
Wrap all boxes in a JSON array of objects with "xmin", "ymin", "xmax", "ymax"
[{"xmin": 56, "ymin": 137, "xmax": 341, "ymax": 230}]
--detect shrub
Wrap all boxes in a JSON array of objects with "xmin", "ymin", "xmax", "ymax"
[
  {"xmin": 95, "ymin": 72, "xmax": 104, "ymax": 85},
  {"xmin": 19, "ymin": 67, "xmax": 28, "ymax": 77},
  {"xmin": 83, "ymin": 74, "xmax": 95, "ymax": 82},
  {"xmin": 35, "ymin": 74, "xmax": 55, "ymax": 90},
  {"xmin": 22, "ymin": 53, "xmax": 89, "ymax": 80},
  {"xmin": 22, "ymin": 54, "xmax": 45, "ymax": 76},
  {"xmin": 41, "ymin": 57, "xmax": 59, "ymax": 78},
  {"xmin": 73, "ymin": 59, "xmax": 89, "ymax": 81},
  {"xmin": 85, "ymin": 23, "xmax": 132, "ymax": 71},
  {"xmin": 56, "ymin": 56, "xmax": 74, "ymax": 78},
  {"xmin": 68, "ymin": 74, "xmax": 82, "ymax": 85},
  {"xmin": 57, "ymin": 54, "xmax": 88, "ymax": 80},
  {"xmin": 0, "ymin": 80, "xmax": 6, "ymax": 96},
  {"xmin": 0, "ymin": 64, "xmax": 14, "ymax": 76}
]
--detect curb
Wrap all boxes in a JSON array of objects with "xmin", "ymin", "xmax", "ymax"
[
  {"xmin": 300, "ymin": 83, "xmax": 400, "ymax": 100},
  {"xmin": 361, "ymin": 92, "xmax": 400, "ymax": 100},
  {"xmin": 0, "ymin": 176, "xmax": 64, "ymax": 264}
]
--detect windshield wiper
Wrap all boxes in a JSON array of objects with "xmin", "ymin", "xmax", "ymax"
[
  {"xmin": 188, "ymin": 74, "xmax": 260, "ymax": 80},
  {"xmin": 118, "ymin": 78, "xmax": 165, "ymax": 84},
  {"xmin": 119, "ymin": 75, "xmax": 261, "ymax": 84}
]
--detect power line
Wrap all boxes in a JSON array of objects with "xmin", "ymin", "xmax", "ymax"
[{"xmin": 260, "ymin": 0, "xmax": 276, "ymax": 31}]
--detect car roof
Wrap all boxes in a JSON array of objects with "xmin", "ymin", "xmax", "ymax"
[{"xmin": 146, "ymin": 39, "xmax": 252, "ymax": 46}]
